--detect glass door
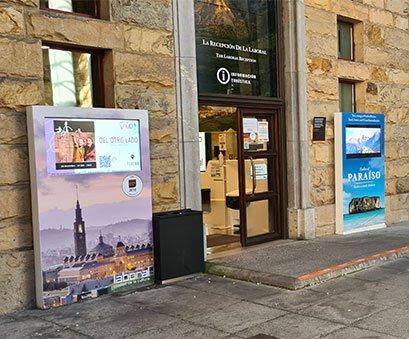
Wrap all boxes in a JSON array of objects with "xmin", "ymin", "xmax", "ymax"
[{"xmin": 237, "ymin": 108, "xmax": 283, "ymax": 246}]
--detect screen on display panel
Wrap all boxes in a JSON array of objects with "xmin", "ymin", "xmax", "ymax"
[{"xmin": 345, "ymin": 124, "xmax": 381, "ymax": 159}]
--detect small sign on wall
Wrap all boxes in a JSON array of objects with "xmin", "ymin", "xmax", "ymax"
[{"xmin": 312, "ymin": 117, "xmax": 326, "ymax": 141}]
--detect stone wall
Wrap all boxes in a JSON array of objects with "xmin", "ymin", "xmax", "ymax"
[
  {"xmin": 305, "ymin": 0, "xmax": 409, "ymax": 236},
  {"xmin": 0, "ymin": 0, "xmax": 179, "ymax": 314}
]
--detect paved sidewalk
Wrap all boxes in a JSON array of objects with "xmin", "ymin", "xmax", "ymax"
[
  {"xmin": 207, "ymin": 223, "xmax": 409, "ymax": 289},
  {"xmin": 2, "ymin": 257, "xmax": 409, "ymax": 338}
]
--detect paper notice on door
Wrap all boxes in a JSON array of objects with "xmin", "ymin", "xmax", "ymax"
[
  {"xmin": 254, "ymin": 163, "xmax": 268, "ymax": 180},
  {"xmin": 243, "ymin": 118, "xmax": 258, "ymax": 133},
  {"xmin": 258, "ymin": 121, "xmax": 269, "ymax": 142}
]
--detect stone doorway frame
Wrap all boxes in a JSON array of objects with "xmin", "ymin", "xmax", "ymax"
[{"xmin": 172, "ymin": 0, "xmax": 315, "ymax": 241}]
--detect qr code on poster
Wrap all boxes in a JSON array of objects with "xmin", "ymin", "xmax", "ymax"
[{"xmin": 99, "ymin": 155, "xmax": 112, "ymax": 168}]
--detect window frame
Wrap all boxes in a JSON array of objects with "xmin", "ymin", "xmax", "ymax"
[
  {"xmin": 339, "ymin": 80, "xmax": 356, "ymax": 113},
  {"xmin": 42, "ymin": 43, "xmax": 106, "ymax": 108},
  {"xmin": 337, "ymin": 19, "xmax": 355, "ymax": 61},
  {"xmin": 40, "ymin": 0, "xmax": 101, "ymax": 19}
]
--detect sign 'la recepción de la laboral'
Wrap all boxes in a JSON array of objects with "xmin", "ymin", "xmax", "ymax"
[
  {"xmin": 335, "ymin": 113, "xmax": 386, "ymax": 234},
  {"xmin": 195, "ymin": 1, "xmax": 279, "ymax": 98}
]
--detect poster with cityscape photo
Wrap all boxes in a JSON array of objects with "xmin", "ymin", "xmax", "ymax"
[
  {"xmin": 335, "ymin": 112, "xmax": 386, "ymax": 234},
  {"xmin": 27, "ymin": 107, "xmax": 154, "ymax": 309}
]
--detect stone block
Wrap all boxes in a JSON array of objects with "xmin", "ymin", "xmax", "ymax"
[
  {"xmin": 307, "ymin": 57, "xmax": 333, "ymax": 75},
  {"xmin": 111, "ymin": 0, "xmax": 173, "ymax": 31},
  {"xmin": 389, "ymin": 70, "xmax": 409, "ymax": 86},
  {"xmin": 149, "ymin": 113, "xmax": 178, "ymax": 144},
  {"xmin": 0, "ymin": 250, "xmax": 35, "ymax": 315},
  {"xmin": 0, "ymin": 78, "xmax": 42, "ymax": 111},
  {"xmin": 315, "ymin": 204, "xmax": 335, "ymax": 227},
  {"xmin": 311, "ymin": 165, "xmax": 335, "ymax": 187},
  {"xmin": 152, "ymin": 176, "xmax": 179, "ymax": 205},
  {"xmin": 315, "ymin": 223, "xmax": 335, "ymax": 237},
  {"xmin": 124, "ymin": 25, "xmax": 173, "ymax": 56},
  {"xmin": 365, "ymin": 24, "xmax": 385, "ymax": 47},
  {"xmin": 115, "ymin": 84, "xmax": 176, "ymax": 114},
  {"xmin": 386, "ymin": 158, "xmax": 409, "ymax": 179},
  {"xmin": 307, "ymin": 74, "xmax": 338, "ymax": 100},
  {"xmin": 305, "ymin": 6, "xmax": 336, "ymax": 37},
  {"xmin": 307, "ymin": 99, "xmax": 339, "ymax": 120},
  {"xmin": 0, "ymin": 218, "xmax": 33, "ymax": 251},
  {"xmin": 363, "ymin": 0, "xmax": 384, "ymax": 8},
  {"xmin": 7, "ymin": 0, "xmax": 38, "ymax": 6},
  {"xmin": 384, "ymin": 28, "xmax": 409, "ymax": 51},
  {"xmin": 150, "ymin": 157, "xmax": 179, "ymax": 177},
  {"xmin": 306, "ymin": 34, "xmax": 337, "ymax": 58},
  {"xmin": 385, "ymin": 0, "xmax": 408, "ymax": 15},
  {"xmin": 0, "ymin": 4, "xmax": 25, "ymax": 35},
  {"xmin": 0, "ymin": 37, "xmax": 42, "ymax": 78},
  {"xmin": 333, "ymin": 1, "xmax": 369, "ymax": 21},
  {"xmin": 369, "ymin": 8, "xmax": 394, "ymax": 27},
  {"xmin": 370, "ymin": 67, "xmax": 389, "ymax": 82},
  {"xmin": 0, "ymin": 112, "xmax": 27, "ymax": 144},
  {"xmin": 387, "ymin": 193, "xmax": 409, "ymax": 211},
  {"xmin": 310, "ymin": 185, "xmax": 335, "ymax": 206},
  {"xmin": 311, "ymin": 142, "xmax": 334, "ymax": 165},
  {"xmin": 0, "ymin": 145, "xmax": 29, "ymax": 185},
  {"xmin": 113, "ymin": 52, "xmax": 175, "ymax": 87},
  {"xmin": 305, "ymin": 0, "xmax": 332, "ymax": 11},
  {"xmin": 397, "ymin": 108, "xmax": 409, "ymax": 123},
  {"xmin": 394, "ymin": 15, "xmax": 409, "ymax": 30},
  {"xmin": 150, "ymin": 142, "xmax": 178, "ymax": 159},
  {"xmin": 336, "ymin": 61, "xmax": 371, "ymax": 81},
  {"xmin": 0, "ymin": 185, "xmax": 31, "ymax": 220},
  {"xmin": 396, "ymin": 177, "xmax": 409, "ymax": 194},
  {"xmin": 27, "ymin": 12, "xmax": 123, "ymax": 49}
]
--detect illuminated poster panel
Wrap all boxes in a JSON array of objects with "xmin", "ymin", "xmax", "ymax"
[
  {"xmin": 335, "ymin": 113, "xmax": 386, "ymax": 234},
  {"xmin": 27, "ymin": 107, "xmax": 154, "ymax": 309}
]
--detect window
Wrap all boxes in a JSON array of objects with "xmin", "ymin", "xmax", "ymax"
[
  {"xmin": 338, "ymin": 20, "xmax": 354, "ymax": 60},
  {"xmin": 339, "ymin": 81, "xmax": 355, "ymax": 112},
  {"xmin": 40, "ymin": 0, "xmax": 99, "ymax": 17},
  {"xmin": 42, "ymin": 45, "xmax": 104, "ymax": 107}
]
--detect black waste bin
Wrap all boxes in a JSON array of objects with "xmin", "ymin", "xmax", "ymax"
[{"xmin": 153, "ymin": 209, "xmax": 204, "ymax": 282}]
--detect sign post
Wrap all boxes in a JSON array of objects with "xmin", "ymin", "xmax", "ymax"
[
  {"xmin": 335, "ymin": 113, "xmax": 386, "ymax": 234},
  {"xmin": 27, "ymin": 106, "xmax": 154, "ymax": 309}
]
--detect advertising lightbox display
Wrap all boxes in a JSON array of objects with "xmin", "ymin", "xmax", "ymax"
[
  {"xmin": 27, "ymin": 107, "xmax": 154, "ymax": 309},
  {"xmin": 335, "ymin": 113, "xmax": 386, "ymax": 234}
]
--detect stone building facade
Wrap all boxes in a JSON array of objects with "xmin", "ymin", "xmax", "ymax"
[
  {"xmin": 305, "ymin": 0, "xmax": 409, "ymax": 236},
  {"xmin": 0, "ymin": 0, "xmax": 408, "ymax": 314}
]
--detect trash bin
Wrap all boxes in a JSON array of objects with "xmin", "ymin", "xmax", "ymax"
[{"xmin": 153, "ymin": 209, "xmax": 204, "ymax": 282}]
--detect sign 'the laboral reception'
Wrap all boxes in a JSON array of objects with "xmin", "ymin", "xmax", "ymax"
[
  {"xmin": 335, "ymin": 112, "xmax": 386, "ymax": 234},
  {"xmin": 27, "ymin": 106, "xmax": 154, "ymax": 309}
]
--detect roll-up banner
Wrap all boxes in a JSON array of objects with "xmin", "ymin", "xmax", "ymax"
[
  {"xmin": 27, "ymin": 107, "xmax": 154, "ymax": 309},
  {"xmin": 335, "ymin": 113, "xmax": 386, "ymax": 234}
]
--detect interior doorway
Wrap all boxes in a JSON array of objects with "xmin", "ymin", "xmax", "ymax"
[{"xmin": 199, "ymin": 105, "xmax": 286, "ymax": 254}]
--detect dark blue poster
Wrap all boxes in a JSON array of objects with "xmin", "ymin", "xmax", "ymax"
[{"xmin": 336, "ymin": 113, "xmax": 386, "ymax": 233}]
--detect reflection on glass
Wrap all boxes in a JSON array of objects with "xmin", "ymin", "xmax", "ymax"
[
  {"xmin": 245, "ymin": 158, "xmax": 268, "ymax": 194},
  {"xmin": 40, "ymin": 0, "xmax": 97, "ymax": 16},
  {"xmin": 195, "ymin": 0, "xmax": 278, "ymax": 97},
  {"xmin": 243, "ymin": 117, "xmax": 269, "ymax": 152},
  {"xmin": 43, "ymin": 47, "xmax": 93, "ymax": 107},
  {"xmin": 246, "ymin": 200, "xmax": 270, "ymax": 237}
]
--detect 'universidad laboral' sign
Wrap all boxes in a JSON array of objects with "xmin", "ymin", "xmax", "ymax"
[
  {"xmin": 335, "ymin": 112, "xmax": 386, "ymax": 234},
  {"xmin": 27, "ymin": 106, "xmax": 154, "ymax": 309}
]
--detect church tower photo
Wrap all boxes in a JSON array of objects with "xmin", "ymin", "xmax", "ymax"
[{"xmin": 73, "ymin": 190, "xmax": 87, "ymax": 257}]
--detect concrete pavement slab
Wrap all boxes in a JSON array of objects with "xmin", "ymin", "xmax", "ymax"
[
  {"xmin": 187, "ymin": 300, "xmax": 286, "ymax": 334},
  {"xmin": 71, "ymin": 307, "xmax": 178, "ymax": 338},
  {"xmin": 0, "ymin": 317, "xmax": 62, "ymax": 339},
  {"xmin": 297, "ymin": 294, "xmax": 385, "ymax": 325},
  {"xmin": 175, "ymin": 274, "xmax": 281, "ymax": 301},
  {"xmin": 322, "ymin": 326, "xmax": 397, "ymax": 338},
  {"xmin": 234, "ymin": 313, "xmax": 343, "ymax": 339},
  {"xmin": 146, "ymin": 288, "xmax": 240, "ymax": 319},
  {"xmin": 253, "ymin": 288, "xmax": 329, "ymax": 312},
  {"xmin": 354, "ymin": 307, "xmax": 409, "ymax": 337},
  {"xmin": 132, "ymin": 319, "xmax": 229, "ymax": 338}
]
